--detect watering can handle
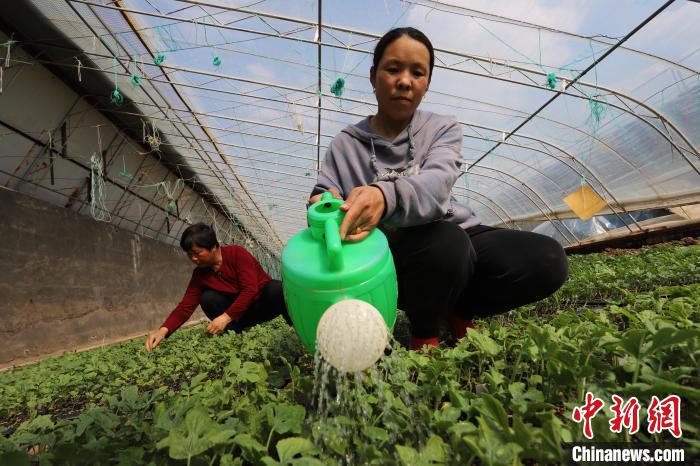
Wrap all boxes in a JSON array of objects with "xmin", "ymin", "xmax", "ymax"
[{"xmin": 324, "ymin": 218, "xmax": 343, "ymax": 272}]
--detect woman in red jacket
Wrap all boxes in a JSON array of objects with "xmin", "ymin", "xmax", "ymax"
[{"xmin": 146, "ymin": 223, "xmax": 289, "ymax": 351}]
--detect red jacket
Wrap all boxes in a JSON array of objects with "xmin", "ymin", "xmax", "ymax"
[{"xmin": 162, "ymin": 246, "xmax": 271, "ymax": 333}]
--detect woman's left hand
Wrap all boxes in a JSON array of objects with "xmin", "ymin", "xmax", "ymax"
[
  {"xmin": 206, "ymin": 313, "xmax": 232, "ymax": 335},
  {"xmin": 339, "ymin": 186, "xmax": 386, "ymax": 242}
]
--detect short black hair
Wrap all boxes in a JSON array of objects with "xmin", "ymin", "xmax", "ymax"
[
  {"xmin": 180, "ymin": 223, "xmax": 219, "ymax": 252},
  {"xmin": 373, "ymin": 27, "xmax": 435, "ymax": 82}
]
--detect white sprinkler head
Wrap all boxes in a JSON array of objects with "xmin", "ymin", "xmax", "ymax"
[{"xmin": 316, "ymin": 299, "xmax": 389, "ymax": 373}]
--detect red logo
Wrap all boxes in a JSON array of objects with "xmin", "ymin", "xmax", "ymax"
[
  {"xmin": 572, "ymin": 394, "xmax": 682, "ymax": 439},
  {"xmin": 572, "ymin": 392, "xmax": 605, "ymax": 439},
  {"xmin": 609, "ymin": 395, "xmax": 641, "ymax": 434},
  {"xmin": 647, "ymin": 395, "xmax": 682, "ymax": 438}
]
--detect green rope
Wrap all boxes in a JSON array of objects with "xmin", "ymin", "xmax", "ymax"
[
  {"xmin": 110, "ymin": 57, "xmax": 123, "ymax": 105},
  {"xmin": 166, "ymin": 200, "xmax": 178, "ymax": 215},
  {"xmin": 154, "ymin": 26, "xmax": 170, "ymax": 65},
  {"xmin": 130, "ymin": 60, "xmax": 142, "ymax": 86},
  {"xmin": 330, "ymin": 76, "xmax": 345, "ymax": 97},
  {"xmin": 118, "ymin": 171, "xmax": 134, "ymax": 181},
  {"xmin": 110, "ymin": 89, "xmax": 123, "ymax": 105}
]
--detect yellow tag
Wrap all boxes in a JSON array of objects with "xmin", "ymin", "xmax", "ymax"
[{"xmin": 563, "ymin": 183, "xmax": 607, "ymax": 221}]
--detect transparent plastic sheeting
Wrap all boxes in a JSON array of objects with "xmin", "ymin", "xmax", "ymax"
[{"xmin": 23, "ymin": 0, "xmax": 700, "ymax": 247}]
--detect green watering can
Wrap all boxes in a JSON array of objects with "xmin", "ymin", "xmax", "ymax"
[{"xmin": 281, "ymin": 192, "xmax": 398, "ymax": 354}]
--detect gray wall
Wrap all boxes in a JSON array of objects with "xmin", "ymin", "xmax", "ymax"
[{"xmin": 0, "ymin": 187, "xmax": 195, "ymax": 367}]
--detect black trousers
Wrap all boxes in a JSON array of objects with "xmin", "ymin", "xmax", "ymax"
[
  {"xmin": 199, "ymin": 279, "xmax": 291, "ymax": 333},
  {"xmin": 385, "ymin": 221, "xmax": 569, "ymax": 338}
]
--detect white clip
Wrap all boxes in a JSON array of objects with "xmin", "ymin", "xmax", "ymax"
[
  {"xmin": 501, "ymin": 132, "xmax": 506, "ymax": 142},
  {"xmin": 562, "ymin": 79, "xmax": 567, "ymax": 91}
]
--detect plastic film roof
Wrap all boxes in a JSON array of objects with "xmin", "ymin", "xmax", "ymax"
[{"xmin": 24, "ymin": 0, "xmax": 700, "ymax": 251}]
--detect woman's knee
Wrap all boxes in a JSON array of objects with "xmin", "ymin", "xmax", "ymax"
[
  {"xmin": 199, "ymin": 289, "xmax": 232, "ymax": 317},
  {"xmin": 537, "ymin": 235, "xmax": 569, "ymax": 294},
  {"xmin": 395, "ymin": 221, "xmax": 475, "ymax": 279}
]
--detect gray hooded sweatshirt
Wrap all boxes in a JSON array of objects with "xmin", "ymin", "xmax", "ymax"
[{"xmin": 313, "ymin": 109, "xmax": 481, "ymax": 230}]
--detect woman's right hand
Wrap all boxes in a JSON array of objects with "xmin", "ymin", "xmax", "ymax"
[{"xmin": 146, "ymin": 327, "xmax": 169, "ymax": 352}]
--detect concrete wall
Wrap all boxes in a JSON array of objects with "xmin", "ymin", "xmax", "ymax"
[{"xmin": 0, "ymin": 187, "xmax": 195, "ymax": 368}]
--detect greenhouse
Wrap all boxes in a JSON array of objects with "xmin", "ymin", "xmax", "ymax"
[{"xmin": 0, "ymin": 0, "xmax": 698, "ymax": 464}]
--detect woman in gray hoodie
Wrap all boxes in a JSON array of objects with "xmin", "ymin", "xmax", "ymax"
[{"xmin": 310, "ymin": 27, "xmax": 568, "ymax": 350}]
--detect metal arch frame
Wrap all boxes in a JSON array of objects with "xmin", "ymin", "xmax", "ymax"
[
  {"xmin": 68, "ymin": 1, "xmax": 283, "ymax": 255},
  {"xmin": 53, "ymin": 51, "xmax": 697, "ymax": 182},
  {"xmin": 456, "ymin": 171, "xmax": 578, "ymax": 243},
  {"xmin": 93, "ymin": 50, "xmax": 700, "ymax": 186},
  {"xmin": 457, "ymin": 165, "xmax": 580, "ymax": 242},
  {"xmin": 103, "ymin": 84, "xmax": 653, "ymax": 205},
  {"xmin": 106, "ymin": 120, "xmax": 594, "ymax": 231},
  {"xmin": 68, "ymin": 0, "xmax": 700, "ymax": 166},
  {"xmin": 74, "ymin": 0, "xmax": 700, "ymax": 162},
  {"xmin": 118, "ymin": 86, "xmax": 664, "ymax": 201},
  {"xmin": 177, "ymin": 0, "xmax": 700, "ymax": 78},
  {"xmin": 457, "ymin": 188, "xmax": 518, "ymax": 229},
  {"xmin": 406, "ymin": 0, "xmax": 700, "ymax": 76},
  {"xmin": 63, "ymin": 0, "xmax": 692, "ymax": 240},
  {"xmin": 159, "ymin": 134, "xmax": 584, "ymax": 234},
  {"xmin": 102, "ymin": 85, "xmax": 641, "ymax": 233},
  {"xmin": 443, "ymin": 66, "xmax": 700, "ymax": 170},
  {"xmin": 107, "ymin": 93, "xmax": 638, "ymax": 232},
  {"xmin": 446, "ymin": 93, "xmax": 666, "ymax": 200},
  {"xmin": 460, "ymin": 121, "xmax": 641, "ymax": 232},
  {"xmin": 462, "ymin": 143, "xmax": 570, "ymax": 197},
  {"xmin": 110, "ymin": 1, "xmax": 285, "ymax": 253},
  {"xmin": 110, "ymin": 77, "xmax": 667, "ymax": 207}
]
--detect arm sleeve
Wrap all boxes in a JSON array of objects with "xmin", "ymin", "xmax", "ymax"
[
  {"xmin": 223, "ymin": 248, "xmax": 264, "ymax": 321},
  {"xmin": 372, "ymin": 118, "xmax": 462, "ymax": 228},
  {"xmin": 310, "ymin": 143, "xmax": 344, "ymax": 198},
  {"xmin": 161, "ymin": 271, "xmax": 202, "ymax": 334}
]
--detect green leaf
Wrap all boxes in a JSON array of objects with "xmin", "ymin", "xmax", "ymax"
[
  {"xmin": 239, "ymin": 361, "xmax": 266, "ymax": 383},
  {"xmin": 220, "ymin": 453, "xmax": 244, "ymax": 466},
  {"xmin": 648, "ymin": 328, "xmax": 699, "ymax": 355},
  {"xmin": 156, "ymin": 407, "xmax": 218, "ymax": 460},
  {"xmin": 190, "ymin": 372, "xmax": 209, "ymax": 387},
  {"xmin": 267, "ymin": 404, "xmax": 305, "ymax": 435},
  {"xmin": 617, "ymin": 329, "xmax": 648, "ymax": 357},
  {"xmin": 233, "ymin": 433, "xmax": 267, "ymax": 461},
  {"xmin": 363, "ymin": 426, "xmax": 390, "ymax": 442},
  {"xmin": 422, "ymin": 435, "xmax": 447, "ymax": 463},
  {"xmin": 476, "ymin": 393, "xmax": 509, "ymax": 430},
  {"xmin": 276, "ymin": 437, "xmax": 317, "ymax": 463},
  {"xmin": 468, "ymin": 331, "xmax": 501, "ymax": 357},
  {"xmin": 396, "ymin": 445, "xmax": 419, "ymax": 465}
]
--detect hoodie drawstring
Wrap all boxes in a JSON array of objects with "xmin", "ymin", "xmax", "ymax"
[
  {"xmin": 369, "ymin": 137, "xmax": 379, "ymax": 182},
  {"xmin": 369, "ymin": 122, "xmax": 417, "ymax": 182}
]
